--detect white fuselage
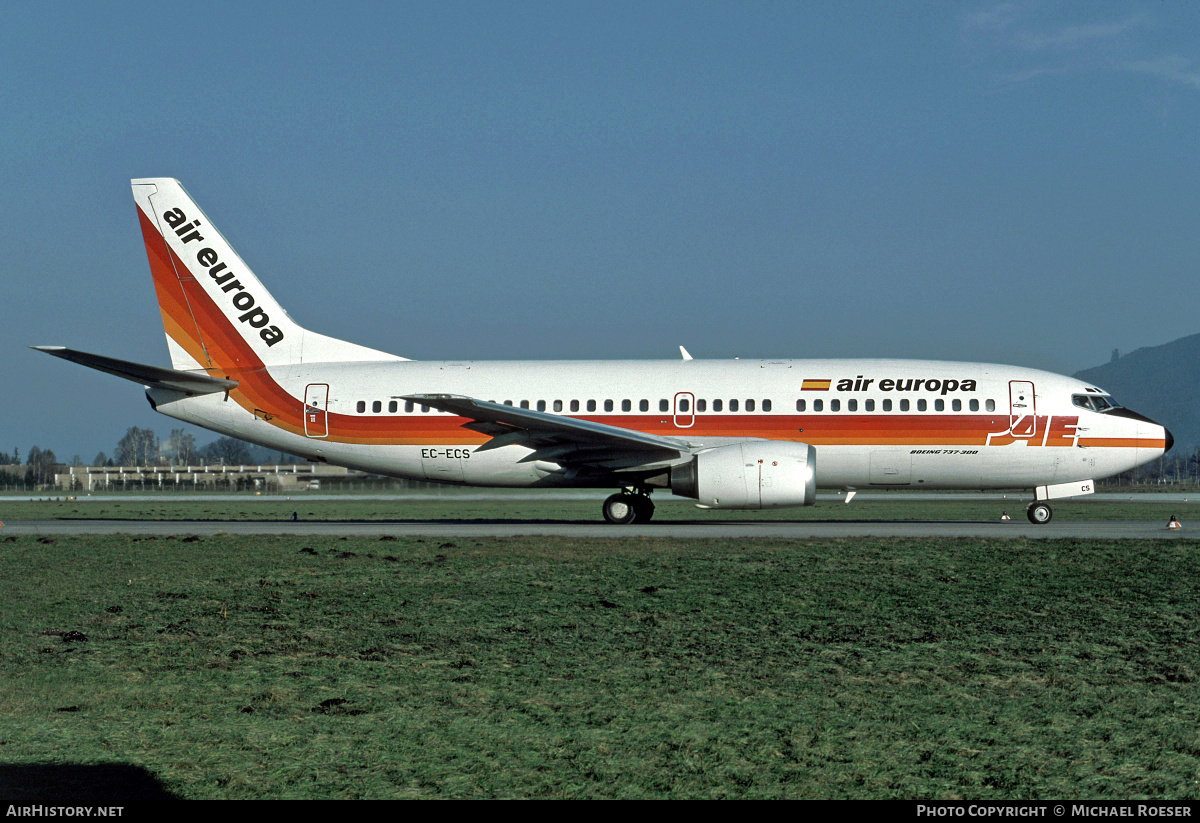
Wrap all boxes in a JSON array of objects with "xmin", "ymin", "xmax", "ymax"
[{"xmin": 148, "ymin": 356, "xmax": 1168, "ymax": 495}]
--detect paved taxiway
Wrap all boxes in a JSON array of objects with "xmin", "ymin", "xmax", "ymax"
[{"xmin": 3, "ymin": 519, "xmax": 1192, "ymax": 539}]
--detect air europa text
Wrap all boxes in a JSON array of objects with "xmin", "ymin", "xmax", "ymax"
[
  {"xmin": 161, "ymin": 208, "xmax": 285, "ymax": 347},
  {"xmin": 838, "ymin": 376, "xmax": 978, "ymax": 395}
]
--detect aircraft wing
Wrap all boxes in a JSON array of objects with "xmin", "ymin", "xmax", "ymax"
[
  {"xmin": 403, "ymin": 394, "xmax": 690, "ymax": 464},
  {"xmin": 32, "ymin": 346, "xmax": 238, "ymax": 395}
]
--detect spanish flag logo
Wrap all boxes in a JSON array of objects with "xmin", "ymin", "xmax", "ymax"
[{"xmin": 801, "ymin": 379, "xmax": 831, "ymax": 391}]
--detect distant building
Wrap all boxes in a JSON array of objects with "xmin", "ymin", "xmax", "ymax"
[{"xmin": 56, "ymin": 463, "xmax": 360, "ymax": 492}]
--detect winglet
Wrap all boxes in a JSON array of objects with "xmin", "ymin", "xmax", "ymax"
[{"xmin": 679, "ymin": 346, "xmax": 693, "ymax": 361}]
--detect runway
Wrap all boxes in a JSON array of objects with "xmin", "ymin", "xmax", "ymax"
[
  {"xmin": 12, "ymin": 492, "xmax": 1200, "ymax": 503},
  {"xmin": 2, "ymin": 518, "xmax": 1192, "ymax": 539}
]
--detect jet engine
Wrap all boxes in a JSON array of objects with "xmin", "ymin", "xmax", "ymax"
[{"xmin": 669, "ymin": 441, "xmax": 817, "ymax": 509}]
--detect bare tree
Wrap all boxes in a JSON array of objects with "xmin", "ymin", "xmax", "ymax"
[
  {"xmin": 200, "ymin": 436, "xmax": 253, "ymax": 465},
  {"xmin": 24, "ymin": 446, "xmax": 58, "ymax": 487},
  {"xmin": 114, "ymin": 427, "xmax": 160, "ymax": 466},
  {"xmin": 163, "ymin": 429, "xmax": 197, "ymax": 465}
]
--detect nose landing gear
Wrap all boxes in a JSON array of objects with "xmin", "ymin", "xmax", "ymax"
[{"xmin": 602, "ymin": 489, "xmax": 655, "ymax": 524}]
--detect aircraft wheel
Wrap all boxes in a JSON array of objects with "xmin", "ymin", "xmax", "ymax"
[
  {"xmin": 632, "ymin": 496, "xmax": 655, "ymax": 523},
  {"xmin": 1027, "ymin": 502, "xmax": 1053, "ymax": 524},
  {"xmin": 603, "ymin": 493, "xmax": 639, "ymax": 524}
]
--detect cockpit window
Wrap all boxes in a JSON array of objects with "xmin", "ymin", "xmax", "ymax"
[{"xmin": 1072, "ymin": 394, "xmax": 1121, "ymax": 412}]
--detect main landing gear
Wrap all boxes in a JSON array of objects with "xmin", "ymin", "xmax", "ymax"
[
  {"xmin": 1026, "ymin": 501, "xmax": 1053, "ymax": 524},
  {"xmin": 602, "ymin": 489, "xmax": 655, "ymax": 524}
]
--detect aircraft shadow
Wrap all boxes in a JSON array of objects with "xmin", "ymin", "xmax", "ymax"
[{"xmin": 0, "ymin": 762, "xmax": 179, "ymax": 802}]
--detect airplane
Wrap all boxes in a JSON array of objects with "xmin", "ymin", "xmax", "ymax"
[{"xmin": 35, "ymin": 178, "xmax": 1173, "ymax": 525}]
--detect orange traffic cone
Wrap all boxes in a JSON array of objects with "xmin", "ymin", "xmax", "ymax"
[{"xmin": 1167, "ymin": 516, "xmax": 1182, "ymax": 530}]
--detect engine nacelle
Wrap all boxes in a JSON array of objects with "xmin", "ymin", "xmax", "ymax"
[{"xmin": 670, "ymin": 441, "xmax": 817, "ymax": 510}]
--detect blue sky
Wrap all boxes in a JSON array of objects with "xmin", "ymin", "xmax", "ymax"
[{"xmin": 3, "ymin": 1, "xmax": 1199, "ymax": 461}]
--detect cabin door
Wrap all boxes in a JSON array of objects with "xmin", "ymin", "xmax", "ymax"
[{"xmin": 1009, "ymin": 381, "xmax": 1037, "ymax": 439}]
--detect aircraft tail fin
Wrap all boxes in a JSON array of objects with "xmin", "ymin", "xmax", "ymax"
[{"xmin": 131, "ymin": 178, "xmax": 404, "ymax": 372}]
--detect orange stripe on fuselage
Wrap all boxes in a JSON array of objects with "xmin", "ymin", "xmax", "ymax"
[{"xmin": 288, "ymin": 413, "xmax": 1156, "ymax": 449}]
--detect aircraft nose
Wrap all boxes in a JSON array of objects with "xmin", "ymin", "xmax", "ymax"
[{"xmin": 1165, "ymin": 426, "xmax": 1174, "ymax": 454}]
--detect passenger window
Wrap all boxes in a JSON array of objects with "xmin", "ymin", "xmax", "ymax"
[
  {"xmin": 696, "ymin": 399, "xmax": 706, "ymax": 412},
  {"xmin": 356, "ymin": 401, "xmax": 366, "ymax": 413},
  {"xmin": 421, "ymin": 404, "xmax": 430, "ymax": 413},
  {"xmin": 883, "ymin": 399, "xmax": 892, "ymax": 412},
  {"xmin": 918, "ymin": 399, "xmax": 927, "ymax": 412},
  {"xmin": 520, "ymin": 400, "xmax": 530, "ymax": 409},
  {"xmin": 745, "ymin": 399, "xmax": 755, "ymax": 412},
  {"xmin": 986, "ymin": 399, "xmax": 996, "ymax": 412},
  {"xmin": 969, "ymin": 399, "xmax": 979, "ymax": 412},
  {"xmin": 847, "ymin": 399, "xmax": 857, "ymax": 412},
  {"xmin": 714, "ymin": 399, "xmax": 723, "ymax": 412},
  {"xmin": 900, "ymin": 399, "xmax": 910, "ymax": 412},
  {"xmin": 865, "ymin": 399, "xmax": 875, "ymax": 412},
  {"xmin": 405, "ymin": 401, "xmax": 414, "ymax": 413},
  {"xmin": 952, "ymin": 399, "xmax": 961, "ymax": 412},
  {"xmin": 796, "ymin": 399, "xmax": 806, "ymax": 412},
  {"xmin": 622, "ymin": 399, "xmax": 631, "ymax": 412},
  {"xmin": 763, "ymin": 399, "xmax": 771, "ymax": 412},
  {"xmin": 640, "ymin": 399, "xmax": 649, "ymax": 412},
  {"xmin": 537, "ymin": 400, "xmax": 546, "ymax": 412},
  {"xmin": 587, "ymin": 400, "xmax": 596, "ymax": 412},
  {"xmin": 604, "ymin": 399, "xmax": 614, "ymax": 412},
  {"xmin": 570, "ymin": 400, "xmax": 579, "ymax": 412},
  {"xmin": 814, "ymin": 399, "xmax": 823, "ymax": 412},
  {"xmin": 660, "ymin": 399, "xmax": 669, "ymax": 412},
  {"xmin": 830, "ymin": 399, "xmax": 840, "ymax": 412},
  {"xmin": 553, "ymin": 400, "xmax": 563, "ymax": 412},
  {"xmin": 730, "ymin": 399, "xmax": 739, "ymax": 412},
  {"xmin": 934, "ymin": 399, "xmax": 944, "ymax": 412},
  {"xmin": 679, "ymin": 398, "xmax": 690, "ymax": 412},
  {"xmin": 388, "ymin": 400, "xmax": 397, "ymax": 413}
]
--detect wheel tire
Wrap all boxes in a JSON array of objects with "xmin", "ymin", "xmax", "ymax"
[
  {"xmin": 603, "ymin": 493, "xmax": 639, "ymax": 524},
  {"xmin": 1027, "ymin": 503, "xmax": 1052, "ymax": 524},
  {"xmin": 632, "ymin": 496, "xmax": 655, "ymax": 523}
]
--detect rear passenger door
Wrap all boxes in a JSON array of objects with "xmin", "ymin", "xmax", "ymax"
[{"xmin": 304, "ymin": 384, "xmax": 329, "ymax": 438}]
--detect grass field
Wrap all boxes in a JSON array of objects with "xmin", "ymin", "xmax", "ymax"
[
  {"xmin": 3, "ymin": 492, "xmax": 1199, "ymax": 524},
  {"xmin": 2, "ymin": 531, "xmax": 1199, "ymax": 799}
]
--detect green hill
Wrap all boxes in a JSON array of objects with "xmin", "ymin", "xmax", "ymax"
[{"xmin": 1074, "ymin": 333, "xmax": 1200, "ymax": 455}]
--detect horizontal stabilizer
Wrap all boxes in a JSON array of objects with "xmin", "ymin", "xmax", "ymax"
[{"xmin": 31, "ymin": 346, "xmax": 238, "ymax": 395}]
